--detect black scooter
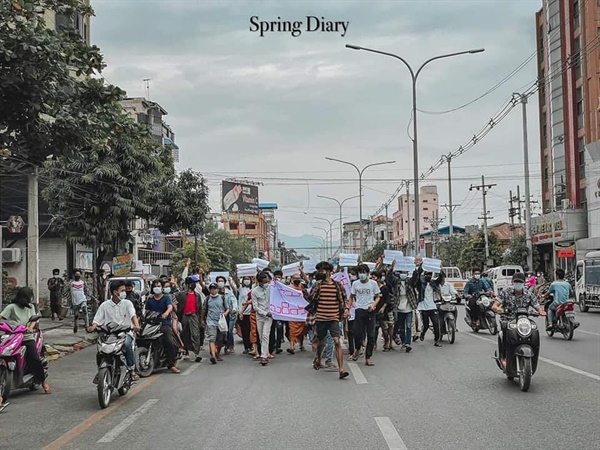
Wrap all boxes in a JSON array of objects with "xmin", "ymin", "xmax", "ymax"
[
  {"xmin": 437, "ymin": 294, "xmax": 457, "ymax": 344},
  {"xmin": 464, "ymin": 292, "xmax": 498, "ymax": 335},
  {"xmin": 494, "ymin": 308, "xmax": 540, "ymax": 392},
  {"xmin": 135, "ymin": 311, "xmax": 181, "ymax": 377}
]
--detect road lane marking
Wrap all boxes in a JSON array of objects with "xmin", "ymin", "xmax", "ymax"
[
  {"xmin": 347, "ymin": 362, "xmax": 368, "ymax": 384},
  {"xmin": 181, "ymin": 363, "xmax": 201, "ymax": 376},
  {"xmin": 97, "ymin": 399, "xmax": 159, "ymax": 443},
  {"xmin": 43, "ymin": 375, "xmax": 161, "ymax": 450},
  {"xmin": 462, "ymin": 332, "xmax": 600, "ymax": 382},
  {"xmin": 374, "ymin": 417, "xmax": 408, "ymax": 450},
  {"xmin": 578, "ymin": 329, "xmax": 600, "ymax": 337}
]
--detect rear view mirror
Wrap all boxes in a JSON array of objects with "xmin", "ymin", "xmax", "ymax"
[{"xmin": 28, "ymin": 314, "xmax": 41, "ymax": 323}]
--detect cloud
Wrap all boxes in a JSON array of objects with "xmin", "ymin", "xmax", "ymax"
[{"xmin": 92, "ymin": 0, "xmax": 543, "ymax": 237}]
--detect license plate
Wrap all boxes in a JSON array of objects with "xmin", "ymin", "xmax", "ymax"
[{"xmin": 565, "ymin": 312, "xmax": 575, "ymax": 318}]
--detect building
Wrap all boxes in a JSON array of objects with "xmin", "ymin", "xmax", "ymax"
[
  {"xmin": 365, "ymin": 215, "xmax": 393, "ymax": 249},
  {"xmin": 258, "ymin": 203, "xmax": 279, "ymax": 261},
  {"xmin": 392, "ymin": 185, "xmax": 439, "ymax": 251},
  {"xmin": 121, "ymin": 97, "xmax": 180, "ymax": 162},
  {"xmin": 535, "ymin": 0, "xmax": 599, "ymax": 265},
  {"xmin": 342, "ymin": 220, "xmax": 364, "ymax": 254},
  {"xmin": 221, "ymin": 212, "xmax": 269, "ymax": 258}
]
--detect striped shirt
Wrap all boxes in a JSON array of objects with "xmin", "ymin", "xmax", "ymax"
[{"xmin": 316, "ymin": 282, "xmax": 340, "ymax": 321}]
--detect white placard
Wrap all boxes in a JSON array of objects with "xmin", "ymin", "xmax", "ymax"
[
  {"xmin": 236, "ymin": 264, "xmax": 258, "ymax": 277},
  {"xmin": 364, "ymin": 262, "xmax": 376, "ymax": 272},
  {"xmin": 383, "ymin": 250, "xmax": 404, "ymax": 265},
  {"xmin": 302, "ymin": 260, "xmax": 317, "ymax": 274},
  {"xmin": 339, "ymin": 253, "xmax": 358, "ymax": 267},
  {"xmin": 251, "ymin": 258, "xmax": 270, "ymax": 270},
  {"xmin": 395, "ymin": 256, "xmax": 416, "ymax": 272},
  {"xmin": 422, "ymin": 257, "xmax": 442, "ymax": 274},
  {"xmin": 209, "ymin": 271, "xmax": 230, "ymax": 282},
  {"xmin": 282, "ymin": 261, "xmax": 301, "ymax": 277}
]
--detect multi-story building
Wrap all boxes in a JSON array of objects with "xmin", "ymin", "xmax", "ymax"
[
  {"xmin": 221, "ymin": 212, "xmax": 269, "ymax": 258},
  {"xmin": 392, "ymin": 185, "xmax": 439, "ymax": 252},
  {"xmin": 342, "ymin": 220, "xmax": 364, "ymax": 254},
  {"xmin": 535, "ymin": 0, "xmax": 599, "ymax": 265},
  {"xmin": 365, "ymin": 215, "xmax": 393, "ymax": 249},
  {"xmin": 258, "ymin": 203, "xmax": 279, "ymax": 261}
]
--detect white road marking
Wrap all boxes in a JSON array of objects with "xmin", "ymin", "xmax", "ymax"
[
  {"xmin": 181, "ymin": 363, "xmax": 201, "ymax": 376},
  {"xmin": 347, "ymin": 362, "xmax": 368, "ymax": 384},
  {"xmin": 578, "ymin": 329, "xmax": 600, "ymax": 337},
  {"xmin": 97, "ymin": 399, "xmax": 159, "ymax": 443},
  {"xmin": 374, "ymin": 417, "xmax": 408, "ymax": 450},
  {"xmin": 463, "ymin": 332, "xmax": 600, "ymax": 382}
]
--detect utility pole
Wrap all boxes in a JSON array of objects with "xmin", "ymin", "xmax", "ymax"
[
  {"xmin": 470, "ymin": 175, "xmax": 496, "ymax": 270},
  {"xmin": 442, "ymin": 154, "xmax": 457, "ymax": 236},
  {"xmin": 427, "ymin": 210, "xmax": 444, "ymax": 257},
  {"xmin": 385, "ymin": 204, "xmax": 390, "ymax": 249},
  {"xmin": 27, "ymin": 168, "xmax": 40, "ymax": 306},
  {"xmin": 508, "ymin": 190, "xmax": 517, "ymax": 237},
  {"xmin": 514, "ymin": 186, "xmax": 523, "ymax": 226},
  {"xmin": 406, "ymin": 182, "xmax": 411, "ymax": 255},
  {"xmin": 441, "ymin": 203, "xmax": 460, "ymax": 234}
]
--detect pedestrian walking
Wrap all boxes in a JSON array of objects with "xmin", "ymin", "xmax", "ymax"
[
  {"xmin": 349, "ymin": 264, "xmax": 381, "ymax": 366},
  {"xmin": 47, "ymin": 268, "xmax": 64, "ymax": 321},
  {"xmin": 176, "ymin": 278, "xmax": 203, "ymax": 363}
]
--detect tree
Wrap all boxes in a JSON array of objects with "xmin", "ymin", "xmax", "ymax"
[
  {"xmin": 502, "ymin": 234, "xmax": 540, "ymax": 271},
  {"xmin": 363, "ymin": 241, "xmax": 387, "ymax": 263},
  {"xmin": 438, "ymin": 235, "xmax": 469, "ymax": 267},
  {"xmin": 457, "ymin": 231, "xmax": 503, "ymax": 273},
  {"xmin": 169, "ymin": 243, "xmax": 211, "ymax": 280}
]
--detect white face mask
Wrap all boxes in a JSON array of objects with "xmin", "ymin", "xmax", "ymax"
[
  {"xmin": 217, "ymin": 281, "xmax": 225, "ymax": 289},
  {"xmin": 152, "ymin": 287, "xmax": 162, "ymax": 295},
  {"xmin": 474, "ymin": 274, "xmax": 481, "ymax": 280},
  {"xmin": 243, "ymin": 279, "xmax": 251, "ymax": 286},
  {"xmin": 118, "ymin": 292, "xmax": 127, "ymax": 300}
]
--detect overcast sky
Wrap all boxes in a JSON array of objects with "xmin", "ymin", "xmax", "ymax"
[{"xmin": 92, "ymin": 0, "xmax": 543, "ymax": 239}]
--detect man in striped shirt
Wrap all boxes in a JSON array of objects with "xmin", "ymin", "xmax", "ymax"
[{"xmin": 308, "ymin": 261, "xmax": 349, "ymax": 380}]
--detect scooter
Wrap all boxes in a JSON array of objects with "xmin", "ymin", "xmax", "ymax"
[
  {"xmin": 95, "ymin": 322, "xmax": 133, "ymax": 409},
  {"xmin": 464, "ymin": 292, "xmax": 498, "ymax": 335},
  {"xmin": 135, "ymin": 311, "xmax": 182, "ymax": 377},
  {"xmin": 544, "ymin": 295, "xmax": 579, "ymax": 340},
  {"xmin": 494, "ymin": 308, "xmax": 540, "ymax": 392},
  {"xmin": 437, "ymin": 294, "xmax": 457, "ymax": 344},
  {"xmin": 0, "ymin": 314, "xmax": 48, "ymax": 411}
]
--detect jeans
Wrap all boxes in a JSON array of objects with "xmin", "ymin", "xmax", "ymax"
[
  {"xmin": 256, "ymin": 315, "xmax": 273, "ymax": 359},
  {"xmin": 274, "ymin": 320, "xmax": 285, "ymax": 350},
  {"xmin": 24, "ymin": 340, "xmax": 46, "ymax": 383},
  {"xmin": 124, "ymin": 334, "xmax": 135, "ymax": 369},
  {"xmin": 226, "ymin": 312, "xmax": 238, "ymax": 348},
  {"xmin": 468, "ymin": 297, "xmax": 480, "ymax": 323},
  {"xmin": 547, "ymin": 302, "xmax": 558, "ymax": 324},
  {"xmin": 160, "ymin": 325, "xmax": 179, "ymax": 368},
  {"xmin": 397, "ymin": 311, "xmax": 413, "ymax": 346},
  {"xmin": 354, "ymin": 309, "xmax": 376, "ymax": 359},
  {"xmin": 420, "ymin": 309, "xmax": 441, "ymax": 342}
]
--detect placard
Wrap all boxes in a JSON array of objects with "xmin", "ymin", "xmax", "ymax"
[
  {"xmin": 282, "ymin": 261, "xmax": 301, "ymax": 277},
  {"xmin": 236, "ymin": 264, "xmax": 258, "ymax": 277},
  {"xmin": 252, "ymin": 258, "xmax": 270, "ymax": 270},
  {"xmin": 422, "ymin": 257, "xmax": 442, "ymax": 274},
  {"xmin": 395, "ymin": 256, "xmax": 416, "ymax": 273},
  {"xmin": 302, "ymin": 260, "xmax": 317, "ymax": 274},
  {"xmin": 383, "ymin": 249, "xmax": 404, "ymax": 265},
  {"xmin": 364, "ymin": 262, "xmax": 376, "ymax": 272},
  {"xmin": 209, "ymin": 271, "xmax": 230, "ymax": 282},
  {"xmin": 339, "ymin": 253, "xmax": 358, "ymax": 267}
]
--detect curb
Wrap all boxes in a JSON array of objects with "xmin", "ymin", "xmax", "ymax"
[{"xmin": 45, "ymin": 336, "xmax": 97, "ymax": 362}]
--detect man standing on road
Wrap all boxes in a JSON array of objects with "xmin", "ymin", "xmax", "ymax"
[
  {"xmin": 70, "ymin": 270, "xmax": 89, "ymax": 333},
  {"xmin": 349, "ymin": 264, "xmax": 381, "ymax": 366},
  {"xmin": 412, "ymin": 270, "xmax": 445, "ymax": 347},
  {"xmin": 252, "ymin": 272, "xmax": 273, "ymax": 366},
  {"xmin": 47, "ymin": 268, "xmax": 64, "ymax": 321},
  {"xmin": 309, "ymin": 261, "xmax": 349, "ymax": 379}
]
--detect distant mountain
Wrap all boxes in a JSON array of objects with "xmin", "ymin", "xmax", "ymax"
[{"xmin": 278, "ymin": 233, "xmax": 339, "ymax": 261}]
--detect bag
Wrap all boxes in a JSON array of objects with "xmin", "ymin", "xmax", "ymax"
[{"xmin": 218, "ymin": 314, "xmax": 228, "ymax": 333}]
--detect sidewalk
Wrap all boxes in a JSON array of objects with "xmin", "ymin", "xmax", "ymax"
[{"xmin": 39, "ymin": 316, "xmax": 96, "ymax": 361}]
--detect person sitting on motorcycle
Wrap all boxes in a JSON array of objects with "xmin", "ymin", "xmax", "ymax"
[
  {"xmin": 124, "ymin": 281, "xmax": 143, "ymax": 318},
  {"xmin": 545, "ymin": 268, "xmax": 572, "ymax": 331},
  {"xmin": 0, "ymin": 287, "xmax": 52, "ymax": 398},
  {"xmin": 491, "ymin": 273, "xmax": 546, "ymax": 367},
  {"xmin": 439, "ymin": 278, "xmax": 458, "ymax": 301},
  {"xmin": 87, "ymin": 280, "xmax": 141, "ymax": 382},
  {"xmin": 463, "ymin": 267, "xmax": 489, "ymax": 327}
]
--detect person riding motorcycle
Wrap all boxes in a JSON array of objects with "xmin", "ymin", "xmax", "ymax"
[
  {"xmin": 463, "ymin": 267, "xmax": 490, "ymax": 327},
  {"xmin": 0, "ymin": 287, "xmax": 52, "ymax": 402},
  {"xmin": 545, "ymin": 268, "xmax": 573, "ymax": 331},
  {"xmin": 491, "ymin": 273, "xmax": 546, "ymax": 367},
  {"xmin": 87, "ymin": 280, "xmax": 141, "ymax": 382}
]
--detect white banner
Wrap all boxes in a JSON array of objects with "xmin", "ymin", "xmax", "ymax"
[
  {"xmin": 282, "ymin": 261, "xmax": 301, "ymax": 277},
  {"xmin": 236, "ymin": 264, "xmax": 257, "ymax": 277},
  {"xmin": 364, "ymin": 262, "xmax": 376, "ymax": 272},
  {"xmin": 422, "ymin": 257, "xmax": 442, "ymax": 274},
  {"xmin": 209, "ymin": 271, "xmax": 230, "ymax": 282},
  {"xmin": 383, "ymin": 249, "xmax": 404, "ymax": 265},
  {"xmin": 302, "ymin": 260, "xmax": 317, "ymax": 274},
  {"xmin": 269, "ymin": 281, "xmax": 308, "ymax": 321},
  {"xmin": 339, "ymin": 253, "xmax": 358, "ymax": 267},
  {"xmin": 252, "ymin": 258, "xmax": 270, "ymax": 270},
  {"xmin": 395, "ymin": 256, "xmax": 416, "ymax": 273}
]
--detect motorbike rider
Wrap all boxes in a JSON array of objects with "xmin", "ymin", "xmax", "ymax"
[
  {"xmin": 463, "ymin": 267, "xmax": 489, "ymax": 327},
  {"xmin": 87, "ymin": 280, "xmax": 141, "ymax": 382},
  {"xmin": 545, "ymin": 268, "xmax": 573, "ymax": 331},
  {"xmin": 124, "ymin": 281, "xmax": 143, "ymax": 317},
  {"xmin": 0, "ymin": 287, "xmax": 52, "ymax": 400},
  {"xmin": 491, "ymin": 273, "xmax": 546, "ymax": 367}
]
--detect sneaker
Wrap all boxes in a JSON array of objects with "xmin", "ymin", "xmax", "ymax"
[
  {"xmin": 195, "ymin": 356, "xmax": 202, "ymax": 363},
  {"xmin": 434, "ymin": 342, "xmax": 442, "ymax": 347},
  {"xmin": 405, "ymin": 346, "xmax": 412, "ymax": 353},
  {"xmin": 169, "ymin": 366, "xmax": 181, "ymax": 374}
]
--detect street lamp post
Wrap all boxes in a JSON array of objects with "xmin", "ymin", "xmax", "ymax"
[
  {"xmin": 325, "ymin": 157, "xmax": 395, "ymax": 257},
  {"xmin": 313, "ymin": 226, "xmax": 330, "ymax": 259},
  {"xmin": 345, "ymin": 44, "xmax": 484, "ymax": 256},
  {"xmin": 318, "ymin": 194, "xmax": 361, "ymax": 255},
  {"xmin": 315, "ymin": 216, "xmax": 347, "ymax": 260}
]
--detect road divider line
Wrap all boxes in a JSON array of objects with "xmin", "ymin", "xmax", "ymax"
[
  {"xmin": 374, "ymin": 417, "xmax": 408, "ymax": 450},
  {"xmin": 43, "ymin": 375, "xmax": 161, "ymax": 450},
  {"xmin": 578, "ymin": 329, "xmax": 600, "ymax": 337},
  {"xmin": 347, "ymin": 362, "xmax": 368, "ymax": 384},
  {"xmin": 463, "ymin": 332, "xmax": 600, "ymax": 382},
  {"xmin": 181, "ymin": 363, "xmax": 201, "ymax": 376},
  {"xmin": 97, "ymin": 398, "xmax": 159, "ymax": 443}
]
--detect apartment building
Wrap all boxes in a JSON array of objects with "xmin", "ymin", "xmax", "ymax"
[{"xmin": 392, "ymin": 185, "xmax": 440, "ymax": 251}]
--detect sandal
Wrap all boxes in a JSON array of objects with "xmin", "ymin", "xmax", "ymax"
[
  {"xmin": 260, "ymin": 358, "xmax": 268, "ymax": 366},
  {"xmin": 42, "ymin": 382, "xmax": 53, "ymax": 394},
  {"xmin": 286, "ymin": 348, "xmax": 295, "ymax": 355},
  {"xmin": 339, "ymin": 371, "xmax": 349, "ymax": 380},
  {"xmin": 365, "ymin": 360, "xmax": 375, "ymax": 367},
  {"xmin": 351, "ymin": 351, "xmax": 360, "ymax": 362},
  {"xmin": 312, "ymin": 358, "xmax": 321, "ymax": 371}
]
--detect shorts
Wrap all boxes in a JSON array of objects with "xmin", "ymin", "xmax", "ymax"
[
  {"xmin": 205, "ymin": 325, "xmax": 218, "ymax": 343},
  {"xmin": 316, "ymin": 320, "xmax": 341, "ymax": 340}
]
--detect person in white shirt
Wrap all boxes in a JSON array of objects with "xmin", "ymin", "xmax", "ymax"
[
  {"xmin": 412, "ymin": 271, "xmax": 444, "ymax": 347},
  {"xmin": 439, "ymin": 279, "xmax": 458, "ymax": 300},
  {"xmin": 70, "ymin": 270, "xmax": 89, "ymax": 333},
  {"xmin": 349, "ymin": 264, "xmax": 381, "ymax": 366},
  {"xmin": 87, "ymin": 280, "xmax": 141, "ymax": 381}
]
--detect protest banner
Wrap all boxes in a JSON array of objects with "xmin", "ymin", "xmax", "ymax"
[
  {"xmin": 422, "ymin": 257, "xmax": 442, "ymax": 274},
  {"xmin": 383, "ymin": 249, "xmax": 404, "ymax": 265},
  {"xmin": 301, "ymin": 260, "xmax": 317, "ymax": 274},
  {"xmin": 209, "ymin": 271, "xmax": 230, "ymax": 282},
  {"xmin": 252, "ymin": 258, "xmax": 270, "ymax": 270},
  {"xmin": 270, "ymin": 281, "xmax": 308, "ymax": 321},
  {"xmin": 282, "ymin": 261, "xmax": 301, "ymax": 277},
  {"xmin": 395, "ymin": 256, "xmax": 416, "ymax": 273},
  {"xmin": 236, "ymin": 264, "xmax": 257, "ymax": 277},
  {"xmin": 332, "ymin": 267, "xmax": 351, "ymax": 298},
  {"xmin": 339, "ymin": 253, "xmax": 358, "ymax": 267},
  {"xmin": 364, "ymin": 262, "xmax": 376, "ymax": 272}
]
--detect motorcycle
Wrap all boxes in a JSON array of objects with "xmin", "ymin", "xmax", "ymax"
[
  {"xmin": 95, "ymin": 322, "xmax": 133, "ymax": 409},
  {"xmin": 437, "ymin": 294, "xmax": 457, "ymax": 344},
  {"xmin": 135, "ymin": 311, "xmax": 182, "ymax": 377},
  {"xmin": 0, "ymin": 314, "xmax": 47, "ymax": 411},
  {"xmin": 544, "ymin": 296, "xmax": 579, "ymax": 340},
  {"xmin": 464, "ymin": 292, "xmax": 498, "ymax": 335},
  {"xmin": 494, "ymin": 308, "xmax": 540, "ymax": 392}
]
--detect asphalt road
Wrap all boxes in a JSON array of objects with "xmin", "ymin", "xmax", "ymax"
[{"xmin": 2, "ymin": 307, "xmax": 599, "ymax": 450}]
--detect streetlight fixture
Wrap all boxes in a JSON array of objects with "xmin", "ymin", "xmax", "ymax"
[
  {"xmin": 312, "ymin": 226, "xmax": 330, "ymax": 259},
  {"xmin": 345, "ymin": 44, "xmax": 485, "ymax": 256},
  {"xmin": 318, "ymin": 194, "xmax": 361, "ymax": 255},
  {"xmin": 325, "ymin": 157, "xmax": 395, "ymax": 256},
  {"xmin": 315, "ymin": 216, "xmax": 348, "ymax": 259}
]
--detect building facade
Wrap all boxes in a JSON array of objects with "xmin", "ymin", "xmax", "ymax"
[{"xmin": 392, "ymin": 185, "xmax": 439, "ymax": 251}]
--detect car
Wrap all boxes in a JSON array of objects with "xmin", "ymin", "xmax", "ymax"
[{"xmin": 442, "ymin": 266, "xmax": 466, "ymax": 303}]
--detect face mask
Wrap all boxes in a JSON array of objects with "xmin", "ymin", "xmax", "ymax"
[
  {"xmin": 217, "ymin": 282, "xmax": 225, "ymax": 289},
  {"xmin": 513, "ymin": 282, "xmax": 524, "ymax": 291},
  {"xmin": 163, "ymin": 287, "xmax": 171, "ymax": 294},
  {"xmin": 118, "ymin": 292, "xmax": 127, "ymax": 300},
  {"xmin": 152, "ymin": 287, "xmax": 162, "ymax": 295},
  {"xmin": 210, "ymin": 292, "xmax": 219, "ymax": 297},
  {"xmin": 53, "ymin": 274, "xmax": 59, "ymax": 278},
  {"xmin": 474, "ymin": 274, "xmax": 481, "ymax": 280},
  {"xmin": 400, "ymin": 274, "xmax": 407, "ymax": 281},
  {"xmin": 243, "ymin": 279, "xmax": 251, "ymax": 286},
  {"xmin": 359, "ymin": 273, "xmax": 368, "ymax": 281},
  {"xmin": 315, "ymin": 273, "xmax": 326, "ymax": 282}
]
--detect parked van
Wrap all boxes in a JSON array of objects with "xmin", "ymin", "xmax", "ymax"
[
  {"xmin": 442, "ymin": 267, "xmax": 466, "ymax": 303},
  {"xmin": 575, "ymin": 251, "xmax": 600, "ymax": 312},
  {"xmin": 487, "ymin": 265, "xmax": 524, "ymax": 295}
]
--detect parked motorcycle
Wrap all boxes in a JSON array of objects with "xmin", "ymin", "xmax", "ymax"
[
  {"xmin": 136, "ymin": 311, "xmax": 181, "ymax": 377},
  {"xmin": 95, "ymin": 322, "xmax": 133, "ymax": 409},
  {"xmin": 0, "ymin": 314, "xmax": 47, "ymax": 411},
  {"xmin": 464, "ymin": 292, "xmax": 498, "ymax": 335},
  {"xmin": 544, "ymin": 296, "xmax": 579, "ymax": 340},
  {"xmin": 494, "ymin": 308, "xmax": 540, "ymax": 392},
  {"xmin": 437, "ymin": 294, "xmax": 457, "ymax": 344}
]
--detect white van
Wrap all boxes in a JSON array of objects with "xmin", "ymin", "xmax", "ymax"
[
  {"xmin": 488, "ymin": 265, "xmax": 524, "ymax": 295},
  {"xmin": 442, "ymin": 267, "xmax": 467, "ymax": 302},
  {"xmin": 575, "ymin": 251, "xmax": 600, "ymax": 312}
]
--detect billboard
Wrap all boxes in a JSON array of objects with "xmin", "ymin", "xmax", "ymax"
[{"xmin": 222, "ymin": 180, "xmax": 259, "ymax": 215}]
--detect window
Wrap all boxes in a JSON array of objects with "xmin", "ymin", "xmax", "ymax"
[
  {"xmin": 574, "ymin": 36, "xmax": 582, "ymax": 79},
  {"xmin": 245, "ymin": 223, "xmax": 256, "ymax": 230},
  {"xmin": 423, "ymin": 199, "xmax": 428, "ymax": 203},
  {"xmin": 573, "ymin": 0, "xmax": 580, "ymax": 29},
  {"xmin": 576, "ymin": 87, "xmax": 584, "ymax": 129},
  {"xmin": 502, "ymin": 268, "xmax": 518, "ymax": 277},
  {"xmin": 580, "ymin": 188, "xmax": 587, "ymax": 209},
  {"xmin": 229, "ymin": 222, "xmax": 238, "ymax": 231},
  {"xmin": 544, "ymin": 167, "xmax": 549, "ymax": 181},
  {"xmin": 578, "ymin": 137, "xmax": 586, "ymax": 179},
  {"xmin": 423, "ymin": 207, "xmax": 429, "ymax": 211}
]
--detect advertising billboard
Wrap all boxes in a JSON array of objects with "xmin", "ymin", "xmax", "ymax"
[{"xmin": 222, "ymin": 180, "xmax": 259, "ymax": 215}]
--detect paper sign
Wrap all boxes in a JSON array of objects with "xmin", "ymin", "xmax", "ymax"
[
  {"xmin": 339, "ymin": 253, "xmax": 358, "ymax": 267},
  {"xmin": 422, "ymin": 257, "xmax": 442, "ymax": 274},
  {"xmin": 209, "ymin": 271, "xmax": 230, "ymax": 282},
  {"xmin": 270, "ymin": 281, "xmax": 308, "ymax": 321},
  {"xmin": 282, "ymin": 262, "xmax": 301, "ymax": 277},
  {"xmin": 252, "ymin": 258, "xmax": 270, "ymax": 270},
  {"xmin": 332, "ymin": 268, "xmax": 351, "ymax": 299},
  {"xmin": 302, "ymin": 260, "xmax": 317, "ymax": 274},
  {"xmin": 383, "ymin": 249, "xmax": 404, "ymax": 265},
  {"xmin": 395, "ymin": 256, "xmax": 416, "ymax": 273},
  {"xmin": 236, "ymin": 264, "xmax": 257, "ymax": 277},
  {"xmin": 364, "ymin": 262, "xmax": 376, "ymax": 272}
]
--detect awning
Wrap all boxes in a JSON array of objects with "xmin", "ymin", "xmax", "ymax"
[{"xmin": 162, "ymin": 137, "xmax": 179, "ymax": 149}]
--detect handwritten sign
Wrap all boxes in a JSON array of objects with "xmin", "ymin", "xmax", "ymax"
[
  {"xmin": 302, "ymin": 260, "xmax": 317, "ymax": 274},
  {"xmin": 236, "ymin": 264, "xmax": 258, "ymax": 277},
  {"xmin": 270, "ymin": 281, "xmax": 308, "ymax": 321},
  {"xmin": 422, "ymin": 257, "xmax": 442, "ymax": 274},
  {"xmin": 209, "ymin": 271, "xmax": 230, "ymax": 282},
  {"xmin": 383, "ymin": 249, "xmax": 404, "ymax": 265},
  {"xmin": 282, "ymin": 261, "xmax": 301, "ymax": 277},
  {"xmin": 339, "ymin": 253, "xmax": 358, "ymax": 267},
  {"xmin": 395, "ymin": 256, "xmax": 416, "ymax": 273},
  {"xmin": 252, "ymin": 258, "xmax": 270, "ymax": 270}
]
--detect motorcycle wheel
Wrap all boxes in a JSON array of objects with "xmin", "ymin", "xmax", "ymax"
[
  {"xmin": 0, "ymin": 366, "xmax": 11, "ymax": 403},
  {"xmin": 488, "ymin": 316, "xmax": 498, "ymax": 335},
  {"xmin": 545, "ymin": 316, "xmax": 555, "ymax": 337},
  {"xmin": 446, "ymin": 318, "xmax": 456, "ymax": 344},
  {"xmin": 564, "ymin": 318, "xmax": 574, "ymax": 341},
  {"xmin": 519, "ymin": 357, "xmax": 532, "ymax": 392},
  {"xmin": 118, "ymin": 374, "xmax": 130, "ymax": 397},
  {"xmin": 136, "ymin": 347, "xmax": 154, "ymax": 378},
  {"xmin": 97, "ymin": 367, "xmax": 112, "ymax": 409}
]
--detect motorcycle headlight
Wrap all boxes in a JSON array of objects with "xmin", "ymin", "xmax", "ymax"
[
  {"xmin": 516, "ymin": 318, "xmax": 532, "ymax": 337},
  {"xmin": 100, "ymin": 343, "xmax": 117, "ymax": 354},
  {"xmin": 1, "ymin": 340, "xmax": 19, "ymax": 356},
  {"xmin": 481, "ymin": 297, "xmax": 490, "ymax": 307}
]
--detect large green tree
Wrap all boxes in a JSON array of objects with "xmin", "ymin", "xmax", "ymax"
[
  {"xmin": 502, "ymin": 234, "xmax": 540, "ymax": 271},
  {"xmin": 457, "ymin": 231, "xmax": 503, "ymax": 273},
  {"xmin": 362, "ymin": 241, "xmax": 387, "ymax": 263},
  {"xmin": 438, "ymin": 234, "xmax": 469, "ymax": 267}
]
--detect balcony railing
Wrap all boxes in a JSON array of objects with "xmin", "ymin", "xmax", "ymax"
[{"xmin": 139, "ymin": 249, "xmax": 173, "ymax": 265}]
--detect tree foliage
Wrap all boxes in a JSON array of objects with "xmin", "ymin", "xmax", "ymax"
[
  {"xmin": 438, "ymin": 235, "xmax": 469, "ymax": 267},
  {"xmin": 502, "ymin": 234, "xmax": 540, "ymax": 271},
  {"xmin": 363, "ymin": 241, "xmax": 387, "ymax": 263},
  {"xmin": 457, "ymin": 231, "xmax": 503, "ymax": 273}
]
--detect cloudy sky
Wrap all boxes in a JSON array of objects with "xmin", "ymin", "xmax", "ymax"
[{"xmin": 92, "ymin": 0, "xmax": 543, "ymax": 246}]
